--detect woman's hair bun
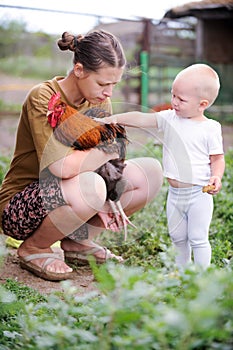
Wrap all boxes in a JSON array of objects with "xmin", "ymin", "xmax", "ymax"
[{"xmin": 57, "ymin": 32, "xmax": 83, "ymax": 52}]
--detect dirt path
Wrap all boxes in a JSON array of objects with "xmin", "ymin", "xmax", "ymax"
[
  {"xmin": 0, "ymin": 242, "xmax": 98, "ymax": 295},
  {"xmin": 0, "ymin": 73, "xmax": 40, "ymax": 105}
]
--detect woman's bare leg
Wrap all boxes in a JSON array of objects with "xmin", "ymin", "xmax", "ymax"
[
  {"xmin": 61, "ymin": 157, "xmax": 163, "ymax": 255},
  {"xmin": 18, "ymin": 172, "xmax": 107, "ymax": 274},
  {"xmin": 121, "ymin": 157, "xmax": 163, "ymax": 215},
  {"xmin": 18, "ymin": 211, "xmax": 73, "ymax": 274},
  {"xmin": 18, "ymin": 158, "xmax": 163, "ymax": 272}
]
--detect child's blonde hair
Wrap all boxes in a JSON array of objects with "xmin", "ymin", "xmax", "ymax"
[{"xmin": 176, "ymin": 63, "xmax": 220, "ymax": 107}]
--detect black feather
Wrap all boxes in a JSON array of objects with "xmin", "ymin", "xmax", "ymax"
[{"xmin": 83, "ymin": 108, "xmax": 128, "ymax": 201}]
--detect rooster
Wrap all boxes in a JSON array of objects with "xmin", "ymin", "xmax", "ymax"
[
  {"xmin": 152, "ymin": 102, "xmax": 172, "ymax": 112},
  {"xmin": 47, "ymin": 92, "xmax": 135, "ymax": 240}
]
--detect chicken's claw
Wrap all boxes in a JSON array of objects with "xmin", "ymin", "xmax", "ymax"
[{"xmin": 108, "ymin": 200, "xmax": 136, "ymax": 241}]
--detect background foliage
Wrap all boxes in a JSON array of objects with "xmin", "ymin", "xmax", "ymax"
[{"xmin": 1, "ymin": 19, "xmax": 233, "ymax": 118}]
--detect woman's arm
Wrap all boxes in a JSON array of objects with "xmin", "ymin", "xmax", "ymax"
[
  {"xmin": 99, "ymin": 111, "xmax": 158, "ymax": 128},
  {"xmin": 49, "ymin": 147, "xmax": 118, "ymax": 179}
]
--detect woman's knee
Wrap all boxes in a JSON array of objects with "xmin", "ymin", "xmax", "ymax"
[
  {"xmin": 126, "ymin": 157, "xmax": 163, "ymax": 198},
  {"xmin": 144, "ymin": 157, "xmax": 163, "ymax": 188}
]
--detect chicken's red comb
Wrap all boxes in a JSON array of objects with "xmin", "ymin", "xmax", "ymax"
[{"xmin": 48, "ymin": 92, "xmax": 61, "ymax": 110}]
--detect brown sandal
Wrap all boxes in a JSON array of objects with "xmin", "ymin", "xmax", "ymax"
[
  {"xmin": 19, "ymin": 253, "xmax": 74, "ymax": 281},
  {"xmin": 64, "ymin": 246, "xmax": 124, "ymax": 266}
]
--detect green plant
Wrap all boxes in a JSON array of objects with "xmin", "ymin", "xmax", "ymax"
[
  {"xmin": 1, "ymin": 262, "xmax": 232, "ymax": 350},
  {"xmin": 0, "ymin": 147, "xmax": 233, "ymax": 349},
  {"xmin": 0, "ymin": 275, "xmax": 47, "ymax": 349},
  {"xmin": 0, "ymin": 156, "xmax": 10, "ymax": 184},
  {"xmin": 0, "ymin": 55, "xmax": 69, "ymax": 80},
  {"xmin": 209, "ymin": 149, "xmax": 233, "ymax": 266}
]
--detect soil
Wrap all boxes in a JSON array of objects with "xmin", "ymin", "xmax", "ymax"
[{"xmin": 0, "ymin": 242, "xmax": 99, "ymax": 295}]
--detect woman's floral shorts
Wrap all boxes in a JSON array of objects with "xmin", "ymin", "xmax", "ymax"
[
  {"xmin": 2, "ymin": 174, "xmax": 89, "ymax": 241},
  {"xmin": 2, "ymin": 175, "xmax": 66, "ymax": 241}
]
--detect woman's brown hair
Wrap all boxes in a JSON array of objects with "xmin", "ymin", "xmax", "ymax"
[{"xmin": 57, "ymin": 30, "xmax": 126, "ymax": 72}]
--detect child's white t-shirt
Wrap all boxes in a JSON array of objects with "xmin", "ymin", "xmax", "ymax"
[{"xmin": 155, "ymin": 109, "xmax": 224, "ymax": 186}]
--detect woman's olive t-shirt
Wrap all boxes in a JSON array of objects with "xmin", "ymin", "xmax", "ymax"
[{"xmin": 0, "ymin": 76, "xmax": 112, "ymax": 226}]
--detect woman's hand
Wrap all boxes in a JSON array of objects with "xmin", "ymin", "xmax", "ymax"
[{"xmin": 97, "ymin": 201, "xmax": 124, "ymax": 232}]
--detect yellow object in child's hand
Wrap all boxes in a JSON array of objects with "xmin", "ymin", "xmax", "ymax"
[{"xmin": 202, "ymin": 185, "xmax": 215, "ymax": 193}]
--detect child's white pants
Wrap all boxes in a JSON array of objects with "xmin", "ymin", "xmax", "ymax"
[{"xmin": 166, "ymin": 185, "xmax": 213, "ymax": 269}]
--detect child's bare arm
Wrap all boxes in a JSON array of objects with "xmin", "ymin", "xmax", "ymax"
[
  {"xmin": 207, "ymin": 154, "xmax": 225, "ymax": 194},
  {"xmin": 98, "ymin": 111, "xmax": 158, "ymax": 128}
]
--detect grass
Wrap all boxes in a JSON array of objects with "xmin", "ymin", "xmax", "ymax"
[
  {"xmin": 0, "ymin": 55, "xmax": 70, "ymax": 80},
  {"xmin": 0, "ymin": 145, "xmax": 233, "ymax": 349}
]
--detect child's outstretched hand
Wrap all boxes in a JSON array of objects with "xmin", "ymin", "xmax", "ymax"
[{"xmin": 94, "ymin": 115, "xmax": 117, "ymax": 124}]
